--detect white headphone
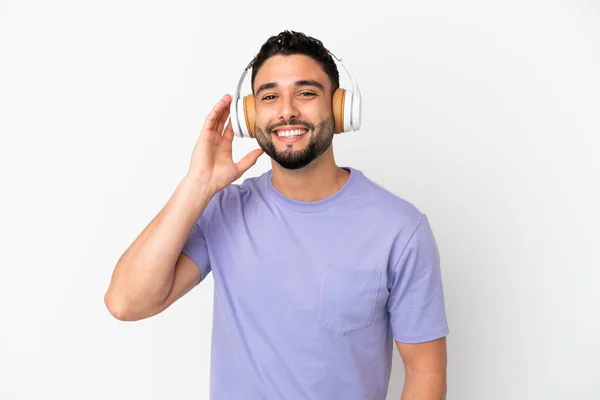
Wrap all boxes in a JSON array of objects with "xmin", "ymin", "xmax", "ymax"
[{"xmin": 230, "ymin": 50, "xmax": 362, "ymax": 139}]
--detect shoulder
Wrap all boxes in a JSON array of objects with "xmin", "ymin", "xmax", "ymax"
[
  {"xmin": 213, "ymin": 171, "xmax": 268, "ymax": 204},
  {"xmin": 350, "ymin": 167, "xmax": 425, "ymax": 227},
  {"xmin": 200, "ymin": 171, "xmax": 269, "ymax": 224},
  {"xmin": 346, "ymin": 168, "xmax": 439, "ymax": 274}
]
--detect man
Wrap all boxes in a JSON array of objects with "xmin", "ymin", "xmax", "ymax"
[{"xmin": 105, "ymin": 30, "xmax": 449, "ymax": 399}]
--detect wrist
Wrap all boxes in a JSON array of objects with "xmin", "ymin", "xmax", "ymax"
[{"xmin": 178, "ymin": 176, "xmax": 216, "ymax": 207}]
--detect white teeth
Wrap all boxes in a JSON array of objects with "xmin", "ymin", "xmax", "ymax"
[{"xmin": 275, "ymin": 129, "xmax": 308, "ymax": 138}]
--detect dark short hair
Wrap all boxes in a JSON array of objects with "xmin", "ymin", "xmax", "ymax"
[{"xmin": 250, "ymin": 30, "xmax": 339, "ymax": 95}]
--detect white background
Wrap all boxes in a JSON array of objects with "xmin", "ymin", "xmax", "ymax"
[{"xmin": 1, "ymin": 0, "xmax": 599, "ymax": 399}]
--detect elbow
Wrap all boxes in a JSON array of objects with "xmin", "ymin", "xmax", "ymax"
[
  {"xmin": 104, "ymin": 289, "xmax": 161, "ymax": 322},
  {"xmin": 104, "ymin": 290, "xmax": 137, "ymax": 321}
]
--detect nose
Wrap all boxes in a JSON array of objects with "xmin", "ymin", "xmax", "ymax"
[{"xmin": 278, "ymin": 95, "xmax": 300, "ymax": 122}]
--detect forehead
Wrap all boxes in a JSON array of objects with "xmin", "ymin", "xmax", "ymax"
[{"xmin": 253, "ymin": 54, "xmax": 331, "ymax": 91}]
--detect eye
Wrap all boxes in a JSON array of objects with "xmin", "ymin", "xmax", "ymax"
[
  {"xmin": 262, "ymin": 95, "xmax": 277, "ymax": 101},
  {"xmin": 299, "ymin": 92, "xmax": 316, "ymax": 97}
]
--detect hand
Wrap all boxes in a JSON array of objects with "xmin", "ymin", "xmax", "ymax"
[{"xmin": 185, "ymin": 94, "xmax": 264, "ymax": 194}]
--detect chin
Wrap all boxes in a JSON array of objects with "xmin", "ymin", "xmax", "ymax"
[{"xmin": 277, "ymin": 159, "xmax": 314, "ymax": 170}]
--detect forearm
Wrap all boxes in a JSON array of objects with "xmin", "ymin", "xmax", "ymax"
[
  {"xmin": 105, "ymin": 177, "xmax": 214, "ymax": 316},
  {"xmin": 400, "ymin": 371, "xmax": 446, "ymax": 400}
]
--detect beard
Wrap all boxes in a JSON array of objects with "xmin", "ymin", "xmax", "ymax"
[{"xmin": 254, "ymin": 116, "xmax": 335, "ymax": 170}]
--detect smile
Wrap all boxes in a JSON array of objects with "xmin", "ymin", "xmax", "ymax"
[{"xmin": 274, "ymin": 128, "xmax": 309, "ymax": 138}]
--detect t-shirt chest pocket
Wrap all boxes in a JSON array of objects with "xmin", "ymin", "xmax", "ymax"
[{"xmin": 316, "ymin": 265, "xmax": 382, "ymax": 336}]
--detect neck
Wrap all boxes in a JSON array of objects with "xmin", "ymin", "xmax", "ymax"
[{"xmin": 270, "ymin": 146, "xmax": 350, "ymax": 202}]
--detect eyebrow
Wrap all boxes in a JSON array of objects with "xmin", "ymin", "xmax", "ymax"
[{"xmin": 255, "ymin": 80, "xmax": 325, "ymax": 96}]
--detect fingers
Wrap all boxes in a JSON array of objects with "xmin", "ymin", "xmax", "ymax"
[
  {"xmin": 202, "ymin": 94, "xmax": 231, "ymax": 133},
  {"xmin": 223, "ymin": 117, "xmax": 235, "ymax": 142},
  {"xmin": 236, "ymin": 148, "xmax": 264, "ymax": 174},
  {"xmin": 216, "ymin": 96, "xmax": 232, "ymax": 134}
]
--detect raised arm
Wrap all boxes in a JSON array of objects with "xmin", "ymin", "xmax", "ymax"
[{"xmin": 103, "ymin": 94, "xmax": 264, "ymax": 321}]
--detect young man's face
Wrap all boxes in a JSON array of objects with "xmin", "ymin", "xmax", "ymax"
[{"xmin": 252, "ymin": 54, "xmax": 335, "ymax": 170}]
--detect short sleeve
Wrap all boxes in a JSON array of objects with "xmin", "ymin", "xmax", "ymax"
[
  {"xmin": 387, "ymin": 214, "xmax": 449, "ymax": 343},
  {"xmin": 181, "ymin": 216, "xmax": 212, "ymax": 281}
]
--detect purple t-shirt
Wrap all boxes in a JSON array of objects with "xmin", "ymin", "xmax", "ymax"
[{"xmin": 182, "ymin": 166, "xmax": 449, "ymax": 399}]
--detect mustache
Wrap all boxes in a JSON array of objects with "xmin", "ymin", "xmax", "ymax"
[{"xmin": 267, "ymin": 119, "xmax": 315, "ymax": 133}]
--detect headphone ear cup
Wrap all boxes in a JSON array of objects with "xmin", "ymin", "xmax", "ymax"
[
  {"xmin": 343, "ymin": 90, "xmax": 354, "ymax": 132},
  {"xmin": 243, "ymin": 94, "xmax": 256, "ymax": 138},
  {"xmin": 230, "ymin": 97, "xmax": 242, "ymax": 138},
  {"xmin": 235, "ymin": 95, "xmax": 249, "ymax": 138},
  {"xmin": 332, "ymin": 88, "xmax": 346, "ymax": 134}
]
